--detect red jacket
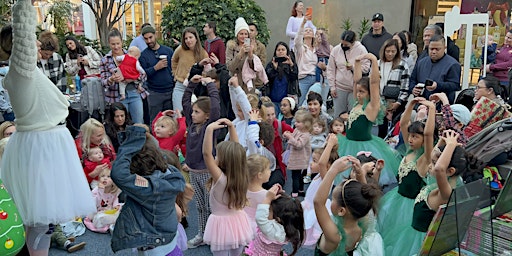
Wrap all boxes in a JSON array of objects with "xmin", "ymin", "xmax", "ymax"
[
  {"xmin": 270, "ymin": 119, "xmax": 294, "ymax": 178},
  {"xmin": 83, "ymin": 158, "xmax": 111, "ymax": 184},
  {"xmin": 75, "ymin": 137, "xmax": 116, "ymax": 165},
  {"xmin": 152, "ymin": 112, "xmax": 187, "ymax": 155}
]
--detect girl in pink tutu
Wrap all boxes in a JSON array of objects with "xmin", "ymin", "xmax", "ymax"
[{"xmin": 202, "ymin": 118, "xmax": 253, "ymax": 255}]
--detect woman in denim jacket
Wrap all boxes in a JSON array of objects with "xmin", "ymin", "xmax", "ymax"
[{"xmin": 111, "ymin": 125, "xmax": 185, "ymax": 255}]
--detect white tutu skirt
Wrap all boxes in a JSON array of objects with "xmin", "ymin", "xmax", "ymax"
[{"xmin": 1, "ymin": 126, "xmax": 96, "ymax": 226}]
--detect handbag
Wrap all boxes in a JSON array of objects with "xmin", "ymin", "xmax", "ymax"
[{"xmin": 382, "ymin": 86, "xmax": 400, "ymax": 99}]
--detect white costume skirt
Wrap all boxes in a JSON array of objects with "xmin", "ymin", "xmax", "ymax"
[{"xmin": 1, "ymin": 125, "xmax": 96, "ymax": 226}]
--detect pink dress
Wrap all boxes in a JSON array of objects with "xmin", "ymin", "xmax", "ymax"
[
  {"xmin": 203, "ymin": 174, "xmax": 253, "ymax": 251},
  {"xmin": 244, "ymin": 189, "xmax": 268, "ymax": 234},
  {"xmin": 244, "ymin": 228, "xmax": 287, "ymax": 256}
]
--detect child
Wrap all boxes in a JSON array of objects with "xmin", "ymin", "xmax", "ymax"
[
  {"xmin": 116, "ymin": 46, "xmax": 146, "ymax": 100},
  {"xmin": 329, "ymin": 117, "xmax": 346, "ymax": 135},
  {"xmin": 152, "ymin": 109, "xmax": 187, "ymax": 154},
  {"xmin": 202, "ymin": 119, "xmax": 253, "ymax": 255},
  {"xmin": 246, "ymin": 109, "xmax": 276, "ymax": 170},
  {"xmin": 50, "ymin": 224, "xmax": 86, "ymax": 253},
  {"xmin": 183, "ymin": 74, "xmax": 221, "ymax": 248},
  {"xmin": 244, "ymin": 185, "xmax": 305, "ymax": 256},
  {"xmin": 302, "ymin": 133, "xmax": 339, "ymax": 247},
  {"xmin": 244, "ymin": 154, "xmax": 271, "ymax": 234},
  {"xmin": 377, "ymin": 97, "xmax": 436, "ymax": 255},
  {"xmin": 226, "ymin": 74, "xmax": 253, "ymax": 148},
  {"xmin": 111, "ymin": 125, "xmax": 185, "ymax": 254},
  {"xmin": 303, "ymin": 117, "xmax": 327, "ymax": 184},
  {"xmin": 76, "ymin": 118, "xmax": 116, "ymax": 165},
  {"xmin": 278, "ymin": 96, "xmax": 296, "ymax": 127},
  {"xmin": 387, "ymin": 130, "xmax": 481, "ymax": 255},
  {"xmin": 83, "ymin": 146, "xmax": 112, "ymax": 188},
  {"xmin": 314, "ymin": 157, "xmax": 382, "ymax": 255},
  {"xmin": 315, "ymin": 28, "xmax": 331, "ymax": 87},
  {"xmin": 282, "ymin": 109, "xmax": 313, "ymax": 198},
  {"xmin": 84, "ymin": 168, "xmax": 122, "ymax": 233},
  {"xmin": 335, "ymin": 53, "xmax": 400, "ymax": 187}
]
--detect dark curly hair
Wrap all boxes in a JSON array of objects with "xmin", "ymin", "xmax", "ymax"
[
  {"xmin": 130, "ymin": 137, "xmax": 168, "ymax": 176},
  {"xmin": 270, "ymin": 194, "xmax": 305, "ymax": 255}
]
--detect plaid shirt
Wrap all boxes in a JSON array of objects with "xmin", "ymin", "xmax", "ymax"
[
  {"xmin": 37, "ymin": 52, "xmax": 67, "ymax": 93},
  {"xmin": 100, "ymin": 50, "xmax": 147, "ymax": 103}
]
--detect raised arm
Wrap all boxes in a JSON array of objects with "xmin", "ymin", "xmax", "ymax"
[
  {"xmin": 361, "ymin": 53, "xmax": 381, "ymax": 122},
  {"xmin": 431, "ymin": 130, "xmax": 460, "ymax": 206},
  {"xmin": 228, "ymin": 75, "xmax": 251, "ymax": 120},
  {"xmin": 10, "ymin": 0, "xmax": 38, "ymax": 76},
  {"xmin": 317, "ymin": 133, "xmax": 338, "ymax": 178},
  {"xmin": 203, "ymin": 119, "xmax": 236, "ymax": 182},
  {"xmin": 417, "ymin": 99, "xmax": 436, "ymax": 177},
  {"xmin": 400, "ymin": 97, "xmax": 422, "ymax": 141},
  {"xmin": 314, "ymin": 157, "xmax": 351, "ymax": 254}
]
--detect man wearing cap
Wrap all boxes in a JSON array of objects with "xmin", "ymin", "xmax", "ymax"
[
  {"xmin": 430, "ymin": 92, "xmax": 470, "ymax": 146},
  {"xmin": 361, "ymin": 13, "xmax": 392, "ymax": 59},
  {"xmin": 139, "ymin": 26, "xmax": 175, "ymax": 123}
]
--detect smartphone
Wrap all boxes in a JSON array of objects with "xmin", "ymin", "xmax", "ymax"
[
  {"xmin": 425, "ymin": 79, "xmax": 434, "ymax": 87},
  {"xmin": 415, "ymin": 83, "xmax": 425, "ymax": 95},
  {"xmin": 275, "ymin": 57, "xmax": 287, "ymax": 63},
  {"xmin": 306, "ymin": 6, "xmax": 313, "ymax": 18},
  {"xmin": 244, "ymin": 38, "xmax": 251, "ymax": 46}
]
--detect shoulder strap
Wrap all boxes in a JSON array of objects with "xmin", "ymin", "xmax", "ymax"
[{"xmin": 277, "ymin": 120, "xmax": 282, "ymax": 138}]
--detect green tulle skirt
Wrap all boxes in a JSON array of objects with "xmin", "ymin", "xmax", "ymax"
[{"xmin": 335, "ymin": 135, "xmax": 400, "ymax": 186}]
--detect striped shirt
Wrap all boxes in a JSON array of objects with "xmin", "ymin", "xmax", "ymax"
[{"xmin": 37, "ymin": 52, "xmax": 67, "ymax": 93}]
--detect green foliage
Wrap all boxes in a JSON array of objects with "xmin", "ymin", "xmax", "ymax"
[
  {"xmin": 0, "ymin": 1, "xmax": 13, "ymax": 27},
  {"xmin": 47, "ymin": 0, "xmax": 74, "ymax": 35},
  {"xmin": 358, "ymin": 17, "xmax": 371, "ymax": 39},
  {"xmin": 162, "ymin": 0, "xmax": 270, "ymax": 46},
  {"xmin": 341, "ymin": 18, "xmax": 352, "ymax": 31}
]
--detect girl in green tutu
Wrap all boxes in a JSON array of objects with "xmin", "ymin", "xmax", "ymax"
[
  {"xmin": 335, "ymin": 53, "xmax": 400, "ymax": 187},
  {"xmin": 377, "ymin": 97, "xmax": 436, "ymax": 256}
]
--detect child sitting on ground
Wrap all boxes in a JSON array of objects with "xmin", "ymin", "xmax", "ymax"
[
  {"xmin": 116, "ymin": 46, "xmax": 146, "ymax": 100},
  {"xmin": 83, "ymin": 146, "xmax": 111, "ymax": 189},
  {"xmin": 84, "ymin": 168, "xmax": 122, "ymax": 233},
  {"xmin": 152, "ymin": 109, "xmax": 187, "ymax": 154}
]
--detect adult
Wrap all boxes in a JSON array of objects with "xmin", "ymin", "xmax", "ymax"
[
  {"xmin": 248, "ymin": 22, "xmax": 267, "ymax": 65},
  {"xmin": 0, "ymin": 62, "xmax": 13, "ymax": 121},
  {"xmin": 171, "ymin": 27, "xmax": 209, "ymax": 112},
  {"xmin": 64, "ymin": 35, "xmax": 101, "ymax": 79},
  {"xmin": 434, "ymin": 22, "xmax": 460, "ymax": 62},
  {"xmin": 410, "ymin": 35, "xmax": 461, "ymax": 104},
  {"xmin": 485, "ymin": 30, "xmax": 512, "ymax": 101},
  {"xmin": 226, "ymin": 17, "xmax": 268, "ymax": 92},
  {"xmin": 0, "ymin": 1, "xmax": 95, "ymax": 255},
  {"xmin": 262, "ymin": 101, "xmax": 293, "ymax": 189},
  {"xmin": 203, "ymin": 21, "xmax": 226, "ymax": 64},
  {"xmin": 286, "ymin": 1, "xmax": 316, "ymax": 50},
  {"xmin": 100, "ymin": 28, "xmax": 146, "ymax": 124},
  {"xmin": 103, "ymin": 102, "xmax": 133, "ymax": 151},
  {"xmin": 37, "ymin": 31, "xmax": 67, "ymax": 93},
  {"xmin": 361, "ymin": 13, "xmax": 393, "ymax": 59},
  {"xmin": 377, "ymin": 39, "xmax": 410, "ymax": 138},
  {"xmin": 474, "ymin": 75, "xmax": 506, "ymax": 105},
  {"xmin": 139, "ymin": 25, "xmax": 174, "ymax": 123},
  {"xmin": 327, "ymin": 30, "xmax": 370, "ymax": 117},
  {"xmin": 0, "ymin": 121, "xmax": 15, "ymax": 140},
  {"xmin": 129, "ymin": 23, "xmax": 151, "ymax": 52},
  {"xmin": 265, "ymin": 41, "xmax": 298, "ymax": 111},
  {"xmin": 393, "ymin": 31, "xmax": 415, "ymax": 71},
  {"xmin": 403, "ymin": 30, "xmax": 418, "ymax": 64},
  {"xmin": 294, "ymin": 15, "xmax": 318, "ymax": 106},
  {"xmin": 417, "ymin": 24, "xmax": 460, "ymax": 63}
]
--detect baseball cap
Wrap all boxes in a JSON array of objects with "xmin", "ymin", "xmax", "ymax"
[{"xmin": 372, "ymin": 13, "xmax": 384, "ymax": 21}]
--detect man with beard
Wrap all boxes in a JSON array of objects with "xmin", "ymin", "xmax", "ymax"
[{"xmin": 139, "ymin": 26, "xmax": 175, "ymax": 123}]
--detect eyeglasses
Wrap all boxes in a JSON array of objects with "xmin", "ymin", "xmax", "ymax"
[
  {"xmin": 475, "ymin": 86, "xmax": 488, "ymax": 90},
  {"xmin": 154, "ymin": 51, "xmax": 159, "ymax": 58}
]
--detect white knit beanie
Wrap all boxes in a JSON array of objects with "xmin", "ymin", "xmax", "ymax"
[
  {"xmin": 234, "ymin": 17, "xmax": 250, "ymax": 37},
  {"xmin": 283, "ymin": 97, "xmax": 296, "ymax": 111}
]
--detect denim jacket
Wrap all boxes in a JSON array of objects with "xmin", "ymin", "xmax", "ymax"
[{"xmin": 110, "ymin": 126, "xmax": 185, "ymax": 252}]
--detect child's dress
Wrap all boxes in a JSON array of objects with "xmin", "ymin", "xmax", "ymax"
[
  {"xmin": 244, "ymin": 204, "xmax": 288, "ymax": 256},
  {"xmin": 336, "ymin": 107, "xmax": 400, "ymax": 186},
  {"xmin": 84, "ymin": 187, "xmax": 122, "ymax": 233},
  {"xmin": 378, "ymin": 157, "xmax": 426, "ymax": 255},
  {"xmin": 244, "ymin": 189, "xmax": 268, "ymax": 234},
  {"xmin": 203, "ymin": 173, "xmax": 253, "ymax": 251},
  {"xmin": 302, "ymin": 175, "xmax": 331, "ymax": 247}
]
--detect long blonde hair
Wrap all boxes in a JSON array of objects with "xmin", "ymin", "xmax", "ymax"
[
  {"xmin": 79, "ymin": 118, "xmax": 112, "ymax": 153},
  {"xmin": 216, "ymin": 141, "xmax": 248, "ymax": 209}
]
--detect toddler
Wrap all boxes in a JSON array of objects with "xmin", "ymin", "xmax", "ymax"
[
  {"xmin": 83, "ymin": 146, "xmax": 111, "ymax": 188},
  {"xmin": 244, "ymin": 154, "xmax": 271, "ymax": 234},
  {"xmin": 244, "ymin": 185, "xmax": 305, "ymax": 256},
  {"xmin": 303, "ymin": 118, "xmax": 327, "ymax": 184},
  {"xmin": 329, "ymin": 117, "xmax": 346, "ymax": 135},
  {"xmin": 152, "ymin": 109, "xmax": 186, "ymax": 154},
  {"xmin": 278, "ymin": 96, "xmax": 296, "ymax": 127},
  {"xmin": 84, "ymin": 168, "xmax": 122, "ymax": 233},
  {"xmin": 315, "ymin": 28, "xmax": 331, "ymax": 85},
  {"xmin": 116, "ymin": 46, "xmax": 145, "ymax": 100}
]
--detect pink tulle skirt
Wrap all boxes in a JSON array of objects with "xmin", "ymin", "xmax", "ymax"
[{"xmin": 203, "ymin": 210, "xmax": 254, "ymax": 251}]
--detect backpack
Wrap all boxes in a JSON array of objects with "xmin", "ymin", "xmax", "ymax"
[{"xmin": 80, "ymin": 76, "xmax": 106, "ymax": 118}]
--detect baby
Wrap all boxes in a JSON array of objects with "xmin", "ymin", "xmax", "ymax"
[
  {"xmin": 116, "ymin": 46, "xmax": 146, "ymax": 100},
  {"xmin": 83, "ymin": 147, "xmax": 111, "ymax": 189}
]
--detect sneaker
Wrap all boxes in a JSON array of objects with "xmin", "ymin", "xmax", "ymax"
[
  {"xmin": 303, "ymin": 176, "xmax": 312, "ymax": 184},
  {"xmin": 66, "ymin": 241, "xmax": 86, "ymax": 253},
  {"xmin": 187, "ymin": 234, "xmax": 205, "ymax": 248}
]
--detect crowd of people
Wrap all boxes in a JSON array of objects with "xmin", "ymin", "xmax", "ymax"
[{"xmin": 0, "ymin": 0, "xmax": 511, "ymax": 255}]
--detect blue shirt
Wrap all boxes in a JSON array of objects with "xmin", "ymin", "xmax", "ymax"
[
  {"xmin": 140, "ymin": 45, "xmax": 175, "ymax": 93},
  {"xmin": 129, "ymin": 35, "xmax": 148, "ymax": 52}
]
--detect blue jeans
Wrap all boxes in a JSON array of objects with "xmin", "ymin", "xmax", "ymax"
[
  {"xmin": 315, "ymin": 57, "xmax": 329, "ymax": 82},
  {"xmin": 298, "ymin": 75, "xmax": 316, "ymax": 106},
  {"xmin": 172, "ymin": 81, "xmax": 186, "ymax": 112},
  {"xmin": 122, "ymin": 88, "xmax": 143, "ymax": 124}
]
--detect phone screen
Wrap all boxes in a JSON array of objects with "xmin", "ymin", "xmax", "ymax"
[
  {"xmin": 275, "ymin": 57, "xmax": 287, "ymax": 63},
  {"xmin": 425, "ymin": 79, "xmax": 434, "ymax": 86},
  {"xmin": 306, "ymin": 7, "xmax": 313, "ymax": 17},
  {"xmin": 244, "ymin": 38, "xmax": 251, "ymax": 46}
]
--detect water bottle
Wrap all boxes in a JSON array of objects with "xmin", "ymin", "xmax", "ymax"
[{"xmin": 75, "ymin": 74, "xmax": 81, "ymax": 92}]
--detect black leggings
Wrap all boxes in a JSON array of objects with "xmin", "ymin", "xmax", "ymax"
[{"xmin": 291, "ymin": 169, "xmax": 306, "ymax": 193}]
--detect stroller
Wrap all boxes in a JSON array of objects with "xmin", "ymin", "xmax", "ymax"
[{"xmin": 465, "ymin": 117, "xmax": 512, "ymax": 165}]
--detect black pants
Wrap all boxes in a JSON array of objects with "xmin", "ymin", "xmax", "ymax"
[
  {"xmin": 291, "ymin": 169, "xmax": 306, "ymax": 193},
  {"xmin": 262, "ymin": 169, "xmax": 285, "ymax": 190}
]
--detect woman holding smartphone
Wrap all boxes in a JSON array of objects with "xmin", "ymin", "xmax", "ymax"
[
  {"xmin": 64, "ymin": 35, "xmax": 102, "ymax": 79},
  {"xmin": 265, "ymin": 42, "xmax": 298, "ymax": 112}
]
